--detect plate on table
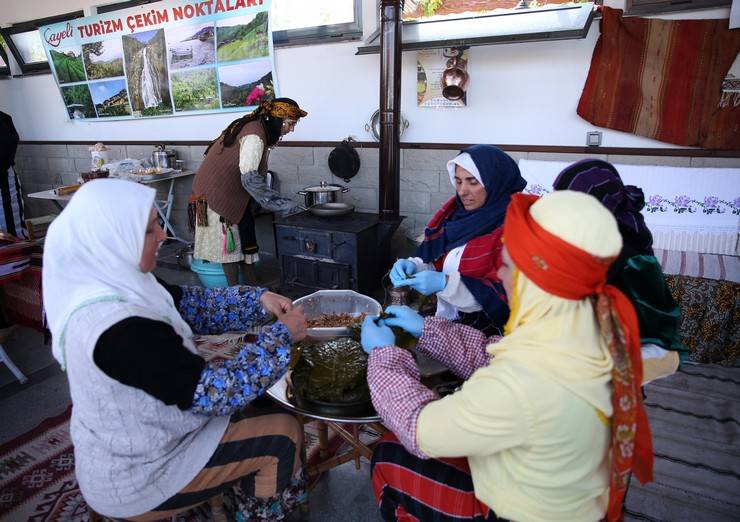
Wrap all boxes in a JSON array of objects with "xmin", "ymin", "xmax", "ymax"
[{"xmin": 129, "ymin": 168, "xmax": 174, "ymax": 181}]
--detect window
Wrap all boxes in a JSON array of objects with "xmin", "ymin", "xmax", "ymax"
[
  {"xmin": 357, "ymin": 0, "xmax": 596, "ymax": 54},
  {"xmin": 270, "ymin": 0, "xmax": 362, "ymax": 46},
  {"xmin": 0, "ymin": 35, "xmax": 10, "ymax": 77},
  {"xmin": 625, "ymin": 0, "xmax": 730, "ymax": 15},
  {"xmin": 96, "ymin": 0, "xmax": 161, "ymax": 15},
  {"xmin": 0, "ymin": 10, "xmax": 84, "ymax": 75},
  {"xmin": 95, "ymin": 0, "xmax": 360, "ymax": 46}
]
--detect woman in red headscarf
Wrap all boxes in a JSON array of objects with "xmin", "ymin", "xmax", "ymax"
[{"xmin": 361, "ymin": 190, "xmax": 653, "ymax": 522}]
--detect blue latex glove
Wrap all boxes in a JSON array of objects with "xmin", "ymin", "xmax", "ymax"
[
  {"xmin": 390, "ymin": 259, "xmax": 417, "ymax": 286},
  {"xmin": 395, "ymin": 270, "xmax": 447, "ymax": 296},
  {"xmin": 360, "ymin": 316, "xmax": 396, "ymax": 355},
  {"xmin": 383, "ymin": 305, "xmax": 425, "ymax": 338}
]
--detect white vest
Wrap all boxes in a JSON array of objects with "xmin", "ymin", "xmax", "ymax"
[{"xmin": 64, "ymin": 300, "xmax": 229, "ymax": 518}]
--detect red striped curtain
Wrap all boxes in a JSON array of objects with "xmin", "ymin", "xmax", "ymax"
[{"xmin": 578, "ymin": 7, "xmax": 740, "ymax": 149}]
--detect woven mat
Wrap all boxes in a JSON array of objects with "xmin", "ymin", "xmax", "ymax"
[{"xmin": 0, "ymin": 406, "xmax": 342, "ymax": 522}]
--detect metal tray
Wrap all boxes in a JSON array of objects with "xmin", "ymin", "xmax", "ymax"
[
  {"xmin": 309, "ymin": 202, "xmax": 355, "ymax": 217},
  {"xmin": 127, "ymin": 168, "xmax": 174, "ymax": 181},
  {"xmin": 294, "ymin": 289, "xmax": 381, "ymax": 341},
  {"xmin": 267, "ymin": 371, "xmax": 381, "ymax": 423}
]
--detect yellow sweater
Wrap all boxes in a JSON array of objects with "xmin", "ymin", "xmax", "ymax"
[{"xmin": 417, "ymin": 358, "xmax": 610, "ymax": 522}]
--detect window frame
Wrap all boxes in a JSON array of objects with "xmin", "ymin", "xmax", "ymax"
[
  {"xmin": 625, "ymin": 0, "xmax": 731, "ymax": 16},
  {"xmin": 95, "ymin": 0, "xmax": 161, "ymax": 15},
  {"xmin": 271, "ymin": 0, "xmax": 363, "ymax": 47},
  {"xmin": 357, "ymin": 2, "xmax": 597, "ymax": 55},
  {"xmin": 0, "ymin": 10, "xmax": 84, "ymax": 76},
  {"xmin": 0, "ymin": 38, "xmax": 10, "ymax": 78}
]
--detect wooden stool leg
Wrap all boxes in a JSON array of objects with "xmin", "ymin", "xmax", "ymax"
[
  {"xmin": 352, "ymin": 425, "xmax": 361, "ymax": 470},
  {"xmin": 318, "ymin": 421, "xmax": 329, "ymax": 459}
]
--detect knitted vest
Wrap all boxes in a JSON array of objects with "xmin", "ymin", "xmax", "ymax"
[
  {"xmin": 64, "ymin": 300, "xmax": 229, "ymax": 518},
  {"xmin": 192, "ymin": 120, "xmax": 268, "ymax": 224}
]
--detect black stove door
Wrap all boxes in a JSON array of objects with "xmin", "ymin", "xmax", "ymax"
[{"xmin": 281, "ymin": 255, "xmax": 353, "ymax": 291}]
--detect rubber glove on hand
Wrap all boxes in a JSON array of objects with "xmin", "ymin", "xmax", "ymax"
[
  {"xmin": 383, "ymin": 305, "xmax": 425, "ymax": 338},
  {"xmin": 360, "ymin": 316, "xmax": 396, "ymax": 355},
  {"xmin": 390, "ymin": 259, "xmax": 417, "ymax": 286},
  {"xmin": 396, "ymin": 270, "xmax": 447, "ymax": 296}
]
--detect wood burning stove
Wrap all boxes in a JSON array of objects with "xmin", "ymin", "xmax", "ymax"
[{"xmin": 274, "ymin": 211, "xmax": 401, "ymax": 297}]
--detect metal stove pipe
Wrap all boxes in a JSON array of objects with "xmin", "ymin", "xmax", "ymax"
[{"xmin": 378, "ymin": 0, "xmax": 403, "ymax": 221}]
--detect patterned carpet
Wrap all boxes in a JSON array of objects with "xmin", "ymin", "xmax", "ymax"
[{"xmin": 0, "ymin": 406, "xmax": 344, "ymax": 522}]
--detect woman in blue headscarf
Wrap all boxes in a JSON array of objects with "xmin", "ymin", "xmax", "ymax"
[{"xmin": 390, "ymin": 145, "xmax": 526, "ymax": 336}]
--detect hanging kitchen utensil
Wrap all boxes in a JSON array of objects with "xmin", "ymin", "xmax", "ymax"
[
  {"xmin": 365, "ymin": 110, "xmax": 410, "ymax": 141},
  {"xmin": 441, "ymin": 47, "xmax": 470, "ymax": 101},
  {"xmin": 328, "ymin": 138, "xmax": 361, "ymax": 182}
]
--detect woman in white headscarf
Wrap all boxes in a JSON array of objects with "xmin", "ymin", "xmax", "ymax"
[{"xmin": 43, "ymin": 179, "xmax": 308, "ymax": 521}]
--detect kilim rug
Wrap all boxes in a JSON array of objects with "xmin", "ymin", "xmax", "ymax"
[
  {"xmin": 577, "ymin": 7, "xmax": 740, "ymax": 149},
  {"xmin": 0, "ymin": 406, "xmax": 345, "ymax": 522}
]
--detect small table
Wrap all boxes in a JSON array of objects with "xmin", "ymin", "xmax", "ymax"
[
  {"xmin": 26, "ymin": 170, "xmax": 194, "ymax": 243},
  {"xmin": 267, "ymin": 377, "xmax": 387, "ymax": 476},
  {"xmin": 194, "ymin": 331, "xmax": 387, "ymax": 476}
]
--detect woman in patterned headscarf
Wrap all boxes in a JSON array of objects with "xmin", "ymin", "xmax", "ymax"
[
  {"xmin": 362, "ymin": 191, "xmax": 653, "ymax": 522},
  {"xmin": 191, "ymin": 98, "xmax": 307, "ymax": 286},
  {"xmin": 553, "ymin": 159, "xmax": 687, "ymax": 362}
]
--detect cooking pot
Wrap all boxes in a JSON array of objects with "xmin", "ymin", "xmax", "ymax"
[
  {"xmin": 297, "ymin": 181, "xmax": 350, "ymax": 207},
  {"xmin": 151, "ymin": 145, "xmax": 177, "ymax": 169}
]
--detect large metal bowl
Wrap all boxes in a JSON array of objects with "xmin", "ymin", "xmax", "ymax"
[{"xmin": 294, "ymin": 289, "xmax": 381, "ymax": 341}]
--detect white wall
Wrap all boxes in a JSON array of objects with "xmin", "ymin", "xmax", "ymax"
[{"xmin": 0, "ymin": 0, "xmax": 731, "ymax": 146}]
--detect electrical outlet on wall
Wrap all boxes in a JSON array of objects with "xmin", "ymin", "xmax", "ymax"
[{"xmin": 586, "ymin": 131, "xmax": 602, "ymax": 147}]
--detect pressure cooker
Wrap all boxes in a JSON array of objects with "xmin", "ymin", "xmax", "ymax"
[{"xmin": 297, "ymin": 181, "xmax": 350, "ymax": 207}]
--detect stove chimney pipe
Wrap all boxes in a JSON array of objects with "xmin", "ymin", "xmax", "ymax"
[{"xmin": 378, "ymin": 0, "xmax": 403, "ymax": 221}]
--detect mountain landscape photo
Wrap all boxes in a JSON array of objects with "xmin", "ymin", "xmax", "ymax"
[
  {"xmin": 83, "ymin": 39, "xmax": 124, "ymax": 80},
  {"xmin": 123, "ymin": 29, "xmax": 173, "ymax": 117},
  {"xmin": 216, "ymin": 11, "xmax": 269, "ymax": 62},
  {"xmin": 90, "ymin": 78, "xmax": 132, "ymax": 117},
  {"xmin": 219, "ymin": 60, "xmax": 274, "ymax": 108},
  {"xmin": 171, "ymin": 67, "xmax": 220, "ymax": 112},
  {"xmin": 51, "ymin": 46, "xmax": 86, "ymax": 84},
  {"xmin": 61, "ymin": 84, "xmax": 97, "ymax": 119},
  {"xmin": 166, "ymin": 23, "xmax": 215, "ymax": 70}
]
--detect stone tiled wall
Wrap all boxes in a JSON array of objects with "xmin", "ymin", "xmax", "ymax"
[{"xmin": 12, "ymin": 143, "xmax": 740, "ymax": 258}]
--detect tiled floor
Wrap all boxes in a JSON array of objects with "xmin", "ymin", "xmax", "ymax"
[{"xmin": 1, "ymin": 243, "xmax": 738, "ymax": 521}]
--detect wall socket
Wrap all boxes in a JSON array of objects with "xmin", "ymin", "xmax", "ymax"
[{"xmin": 586, "ymin": 131, "xmax": 602, "ymax": 147}]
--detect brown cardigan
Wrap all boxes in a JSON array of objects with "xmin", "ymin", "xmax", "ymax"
[{"xmin": 192, "ymin": 120, "xmax": 268, "ymax": 224}]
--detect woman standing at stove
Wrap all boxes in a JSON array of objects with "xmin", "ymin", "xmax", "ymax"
[
  {"xmin": 389, "ymin": 145, "xmax": 526, "ymax": 336},
  {"xmin": 191, "ymin": 98, "xmax": 307, "ymax": 286}
]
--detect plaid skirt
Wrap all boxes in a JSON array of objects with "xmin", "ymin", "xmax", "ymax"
[{"xmin": 371, "ymin": 433, "xmax": 503, "ymax": 522}]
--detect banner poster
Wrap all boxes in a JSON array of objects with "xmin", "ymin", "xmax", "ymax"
[
  {"xmin": 417, "ymin": 47, "xmax": 469, "ymax": 108},
  {"xmin": 39, "ymin": 0, "xmax": 276, "ymax": 121}
]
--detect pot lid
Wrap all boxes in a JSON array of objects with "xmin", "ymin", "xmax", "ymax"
[{"xmin": 303, "ymin": 181, "xmax": 343, "ymax": 192}]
